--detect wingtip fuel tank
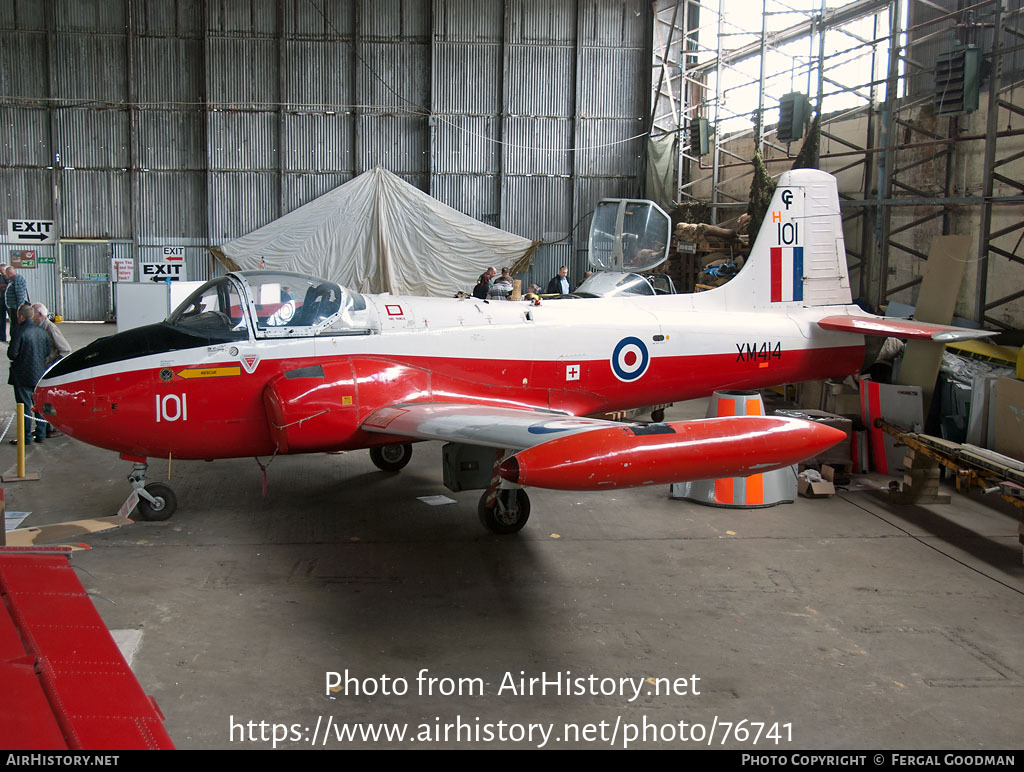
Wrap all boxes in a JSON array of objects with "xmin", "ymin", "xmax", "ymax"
[{"xmin": 498, "ymin": 416, "xmax": 846, "ymax": 491}]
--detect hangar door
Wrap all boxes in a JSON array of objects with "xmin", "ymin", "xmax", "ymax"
[{"xmin": 60, "ymin": 240, "xmax": 113, "ymax": 321}]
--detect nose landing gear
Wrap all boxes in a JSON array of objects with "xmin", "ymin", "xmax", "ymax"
[{"xmin": 128, "ymin": 462, "xmax": 177, "ymax": 521}]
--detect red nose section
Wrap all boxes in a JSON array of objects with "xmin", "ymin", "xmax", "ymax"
[
  {"xmin": 498, "ymin": 416, "xmax": 845, "ymax": 491},
  {"xmin": 34, "ymin": 382, "xmax": 91, "ymax": 440}
]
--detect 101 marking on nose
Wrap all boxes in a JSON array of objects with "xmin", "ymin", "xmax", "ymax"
[{"xmin": 156, "ymin": 393, "xmax": 188, "ymax": 422}]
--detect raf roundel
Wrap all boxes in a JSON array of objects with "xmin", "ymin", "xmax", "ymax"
[
  {"xmin": 527, "ymin": 418, "xmax": 602, "ymax": 435},
  {"xmin": 611, "ymin": 336, "xmax": 650, "ymax": 382}
]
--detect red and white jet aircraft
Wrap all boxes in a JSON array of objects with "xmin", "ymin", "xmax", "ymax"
[{"xmin": 34, "ymin": 169, "xmax": 991, "ymax": 532}]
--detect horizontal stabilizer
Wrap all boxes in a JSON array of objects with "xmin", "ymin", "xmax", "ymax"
[
  {"xmin": 817, "ymin": 315, "xmax": 996, "ymax": 342},
  {"xmin": 498, "ymin": 416, "xmax": 845, "ymax": 491}
]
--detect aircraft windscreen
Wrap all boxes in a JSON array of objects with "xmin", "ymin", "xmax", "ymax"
[
  {"xmin": 166, "ymin": 276, "xmax": 249, "ymax": 339},
  {"xmin": 168, "ymin": 272, "xmax": 367, "ymax": 339},
  {"xmin": 589, "ymin": 203, "xmax": 619, "ymax": 270},
  {"xmin": 574, "ymin": 272, "xmax": 655, "ymax": 298},
  {"xmin": 621, "ymin": 204, "xmax": 669, "ymax": 271},
  {"xmin": 238, "ymin": 272, "xmax": 366, "ymax": 336}
]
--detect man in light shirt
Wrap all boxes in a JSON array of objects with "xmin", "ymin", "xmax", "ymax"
[
  {"xmin": 546, "ymin": 266, "xmax": 572, "ymax": 295},
  {"xmin": 32, "ymin": 303, "xmax": 72, "ymax": 366},
  {"xmin": 31, "ymin": 303, "xmax": 70, "ymax": 438}
]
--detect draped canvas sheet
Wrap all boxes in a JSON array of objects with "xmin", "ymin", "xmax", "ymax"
[{"xmin": 213, "ymin": 167, "xmax": 537, "ymax": 297}]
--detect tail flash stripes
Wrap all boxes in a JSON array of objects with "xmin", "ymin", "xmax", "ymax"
[{"xmin": 770, "ymin": 247, "xmax": 804, "ymax": 303}]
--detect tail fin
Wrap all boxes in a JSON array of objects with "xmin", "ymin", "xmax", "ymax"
[{"xmin": 709, "ymin": 169, "xmax": 852, "ymax": 310}]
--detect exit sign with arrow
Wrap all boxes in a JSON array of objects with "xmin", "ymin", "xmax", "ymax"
[{"xmin": 7, "ymin": 219, "xmax": 55, "ymax": 245}]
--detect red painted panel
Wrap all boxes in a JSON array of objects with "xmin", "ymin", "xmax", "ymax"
[
  {"xmin": 770, "ymin": 248, "xmax": 783, "ymax": 302},
  {"xmin": 817, "ymin": 314, "xmax": 991, "ymax": 341},
  {"xmin": 0, "ymin": 596, "xmax": 28, "ymax": 660},
  {"xmin": 0, "ymin": 551, "xmax": 174, "ymax": 750},
  {"xmin": 866, "ymin": 380, "xmax": 887, "ymax": 474},
  {"xmin": 263, "ymin": 360, "xmax": 359, "ymax": 453},
  {"xmin": 0, "ymin": 661, "xmax": 69, "ymax": 749}
]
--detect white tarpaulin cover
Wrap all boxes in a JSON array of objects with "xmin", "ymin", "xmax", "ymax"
[{"xmin": 213, "ymin": 167, "xmax": 537, "ymax": 297}]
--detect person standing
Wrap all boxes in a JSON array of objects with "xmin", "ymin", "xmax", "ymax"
[
  {"xmin": 8, "ymin": 304, "xmax": 49, "ymax": 444},
  {"xmin": 488, "ymin": 267, "xmax": 515, "ymax": 301},
  {"xmin": 473, "ymin": 266, "xmax": 496, "ymax": 300},
  {"xmin": 546, "ymin": 266, "xmax": 572, "ymax": 295},
  {"xmin": 4, "ymin": 266, "xmax": 29, "ymax": 333},
  {"xmin": 31, "ymin": 303, "xmax": 69, "ymax": 438},
  {"xmin": 0, "ymin": 264, "xmax": 8, "ymax": 342},
  {"xmin": 32, "ymin": 303, "xmax": 71, "ymax": 366}
]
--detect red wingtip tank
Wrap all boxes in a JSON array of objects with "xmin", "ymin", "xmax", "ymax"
[{"xmin": 498, "ymin": 416, "xmax": 846, "ymax": 491}]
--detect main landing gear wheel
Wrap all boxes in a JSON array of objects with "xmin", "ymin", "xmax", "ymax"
[
  {"xmin": 369, "ymin": 443, "xmax": 413, "ymax": 472},
  {"xmin": 136, "ymin": 482, "xmax": 177, "ymax": 521},
  {"xmin": 477, "ymin": 488, "xmax": 531, "ymax": 534},
  {"xmin": 650, "ymin": 408, "xmax": 666, "ymax": 422}
]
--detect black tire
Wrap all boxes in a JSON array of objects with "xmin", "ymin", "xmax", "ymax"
[
  {"xmin": 477, "ymin": 488, "xmax": 531, "ymax": 534},
  {"xmin": 369, "ymin": 443, "xmax": 413, "ymax": 472},
  {"xmin": 137, "ymin": 482, "xmax": 177, "ymax": 521},
  {"xmin": 650, "ymin": 408, "xmax": 665, "ymax": 422}
]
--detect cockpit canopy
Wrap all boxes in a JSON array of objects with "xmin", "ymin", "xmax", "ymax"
[
  {"xmin": 167, "ymin": 272, "xmax": 368, "ymax": 339},
  {"xmin": 573, "ymin": 271, "xmax": 656, "ymax": 298}
]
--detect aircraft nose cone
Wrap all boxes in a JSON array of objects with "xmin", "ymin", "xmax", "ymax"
[
  {"xmin": 33, "ymin": 383, "xmax": 58, "ymax": 422},
  {"xmin": 805, "ymin": 422, "xmax": 847, "ymax": 456},
  {"xmin": 33, "ymin": 380, "xmax": 91, "ymax": 439}
]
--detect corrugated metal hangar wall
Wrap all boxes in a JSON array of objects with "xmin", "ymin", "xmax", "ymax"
[{"xmin": 0, "ymin": 0, "xmax": 652, "ymax": 319}]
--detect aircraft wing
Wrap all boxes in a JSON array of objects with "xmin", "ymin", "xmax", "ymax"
[
  {"xmin": 816, "ymin": 314, "xmax": 996, "ymax": 342},
  {"xmin": 362, "ymin": 402, "xmax": 613, "ymax": 450},
  {"xmin": 362, "ymin": 402, "xmax": 846, "ymax": 491}
]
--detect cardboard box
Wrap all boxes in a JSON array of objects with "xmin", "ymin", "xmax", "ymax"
[
  {"xmin": 990, "ymin": 378, "xmax": 1024, "ymax": 463},
  {"xmin": 798, "ymin": 477, "xmax": 835, "ymax": 498}
]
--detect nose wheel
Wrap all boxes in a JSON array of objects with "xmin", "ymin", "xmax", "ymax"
[
  {"xmin": 128, "ymin": 461, "xmax": 178, "ymax": 521},
  {"xmin": 137, "ymin": 482, "xmax": 177, "ymax": 521}
]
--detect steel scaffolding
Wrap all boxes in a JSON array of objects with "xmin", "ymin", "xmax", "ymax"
[{"xmin": 651, "ymin": 0, "xmax": 1024, "ymax": 328}]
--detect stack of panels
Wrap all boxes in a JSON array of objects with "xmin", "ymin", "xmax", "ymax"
[{"xmin": 0, "ymin": 549, "xmax": 174, "ymax": 750}]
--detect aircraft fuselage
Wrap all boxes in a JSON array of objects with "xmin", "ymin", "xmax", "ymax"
[{"xmin": 36, "ymin": 289, "xmax": 863, "ymax": 461}]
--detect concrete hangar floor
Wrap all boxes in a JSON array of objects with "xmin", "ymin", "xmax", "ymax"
[{"xmin": 3, "ymin": 323, "xmax": 1022, "ymax": 750}]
